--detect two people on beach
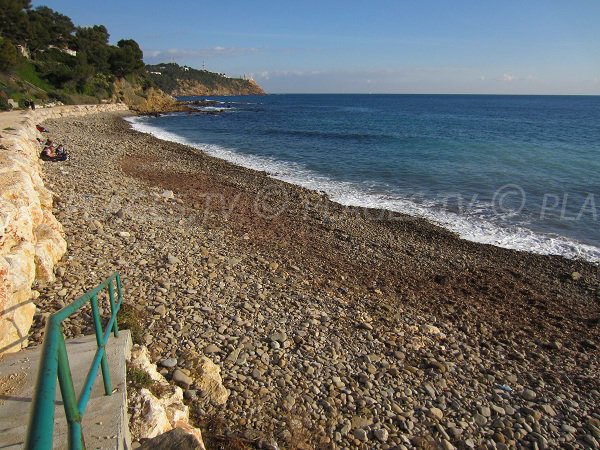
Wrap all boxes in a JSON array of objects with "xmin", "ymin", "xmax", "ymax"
[
  {"xmin": 40, "ymin": 139, "xmax": 69, "ymax": 162},
  {"xmin": 36, "ymin": 124, "xmax": 69, "ymax": 162}
]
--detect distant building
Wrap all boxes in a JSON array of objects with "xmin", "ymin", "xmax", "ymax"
[
  {"xmin": 150, "ymin": 71, "xmax": 162, "ymax": 75},
  {"xmin": 183, "ymin": 66, "xmax": 190, "ymax": 71},
  {"xmin": 47, "ymin": 45, "xmax": 76, "ymax": 56},
  {"xmin": 16, "ymin": 45, "xmax": 30, "ymax": 59}
]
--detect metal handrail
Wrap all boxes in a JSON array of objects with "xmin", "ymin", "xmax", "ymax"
[{"xmin": 24, "ymin": 272, "xmax": 124, "ymax": 450}]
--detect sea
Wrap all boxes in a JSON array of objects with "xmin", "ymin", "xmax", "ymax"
[{"xmin": 127, "ymin": 94, "xmax": 600, "ymax": 263}]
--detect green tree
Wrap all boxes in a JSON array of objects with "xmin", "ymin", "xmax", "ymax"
[
  {"xmin": 109, "ymin": 39, "xmax": 144, "ymax": 77},
  {"xmin": 74, "ymin": 25, "xmax": 111, "ymax": 73},
  {"xmin": 0, "ymin": 0, "xmax": 31, "ymax": 44},
  {"xmin": 34, "ymin": 47, "xmax": 77, "ymax": 87},
  {"xmin": 27, "ymin": 6, "xmax": 74, "ymax": 51},
  {"xmin": 0, "ymin": 39, "xmax": 18, "ymax": 71}
]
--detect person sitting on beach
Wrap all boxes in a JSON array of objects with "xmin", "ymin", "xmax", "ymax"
[
  {"xmin": 40, "ymin": 144, "xmax": 56, "ymax": 161},
  {"xmin": 36, "ymin": 124, "xmax": 49, "ymax": 133},
  {"xmin": 39, "ymin": 141, "xmax": 68, "ymax": 162},
  {"xmin": 55, "ymin": 144, "xmax": 69, "ymax": 161}
]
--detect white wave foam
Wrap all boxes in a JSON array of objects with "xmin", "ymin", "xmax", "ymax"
[{"xmin": 126, "ymin": 116, "xmax": 600, "ymax": 263}]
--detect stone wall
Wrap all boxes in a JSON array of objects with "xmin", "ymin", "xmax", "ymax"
[{"xmin": 0, "ymin": 104, "xmax": 129, "ymax": 354}]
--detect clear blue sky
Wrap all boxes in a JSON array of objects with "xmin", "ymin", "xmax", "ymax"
[{"xmin": 34, "ymin": 0, "xmax": 600, "ymax": 94}]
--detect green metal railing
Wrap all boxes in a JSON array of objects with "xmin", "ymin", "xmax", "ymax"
[{"xmin": 25, "ymin": 272, "xmax": 124, "ymax": 450}]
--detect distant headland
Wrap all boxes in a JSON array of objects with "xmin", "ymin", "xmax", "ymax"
[{"xmin": 147, "ymin": 63, "xmax": 265, "ymax": 97}]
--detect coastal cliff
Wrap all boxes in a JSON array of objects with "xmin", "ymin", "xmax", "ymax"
[
  {"xmin": 171, "ymin": 78, "xmax": 264, "ymax": 97},
  {"xmin": 0, "ymin": 104, "xmax": 128, "ymax": 355},
  {"xmin": 147, "ymin": 63, "xmax": 265, "ymax": 96}
]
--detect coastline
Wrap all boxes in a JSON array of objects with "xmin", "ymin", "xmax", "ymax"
[
  {"xmin": 128, "ymin": 112, "xmax": 600, "ymax": 264},
  {"xmin": 32, "ymin": 112, "xmax": 599, "ymax": 448}
]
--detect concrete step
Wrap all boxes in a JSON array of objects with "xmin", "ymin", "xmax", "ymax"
[{"xmin": 0, "ymin": 330, "xmax": 132, "ymax": 449}]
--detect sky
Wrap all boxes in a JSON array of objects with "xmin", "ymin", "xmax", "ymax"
[{"xmin": 33, "ymin": 0, "xmax": 600, "ymax": 94}]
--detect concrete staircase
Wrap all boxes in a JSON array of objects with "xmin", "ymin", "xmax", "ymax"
[{"xmin": 0, "ymin": 330, "xmax": 132, "ymax": 449}]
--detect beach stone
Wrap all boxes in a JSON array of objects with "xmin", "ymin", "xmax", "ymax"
[
  {"xmin": 357, "ymin": 321, "xmax": 373, "ymax": 330},
  {"xmin": 225, "ymin": 347, "xmax": 242, "ymax": 363},
  {"xmin": 159, "ymin": 358, "xmax": 178, "ymax": 368},
  {"xmin": 353, "ymin": 428, "xmax": 368, "ymax": 442},
  {"xmin": 480, "ymin": 406, "xmax": 491, "ymax": 417},
  {"xmin": 374, "ymin": 428, "xmax": 388, "ymax": 442},
  {"xmin": 137, "ymin": 427, "xmax": 205, "ymax": 450},
  {"xmin": 184, "ymin": 389, "xmax": 198, "ymax": 400},
  {"xmin": 172, "ymin": 369, "xmax": 193, "ymax": 388},
  {"xmin": 270, "ymin": 330, "xmax": 287, "ymax": 342},
  {"xmin": 166, "ymin": 254, "xmax": 180, "ymax": 265},
  {"xmin": 474, "ymin": 414, "xmax": 487, "ymax": 426},
  {"xmin": 429, "ymin": 407, "xmax": 443, "ymax": 420},
  {"xmin": 351, "ymin": 416, "xmax": 373, "ymax": 429},
  {"xmin": 542, "ymin": 404, "xmax": 556, "ymax": 416},
  {"xmin": 203, "ymin": 344, "xmax": 221, "ymax": 354},
  {"xmin": 441, "ymin": 439, "xmax": 455, "ymax": 450},
  {"xmin": 421, "ymin": 324, "xmax": 442, "ymax": 335},
  {"xmin": 491, "ymin": 404, "xmax": 506, "ymax": 416},
  {"xmin": 522, "ymin": 389, "xmax": 537, "ymax": 401},
  {"xmin": 161, "ymin": 190, "xmax": 175, "ymax": 199}
]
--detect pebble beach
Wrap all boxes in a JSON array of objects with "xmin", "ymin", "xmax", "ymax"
[{"xmin": 31, "ymin": 112, "xmax": 599, "ymax": 449}]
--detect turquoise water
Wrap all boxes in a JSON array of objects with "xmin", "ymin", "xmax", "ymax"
[{"xmin": 128, "ymin": 94, "xmax": 600, "ymax": 262}]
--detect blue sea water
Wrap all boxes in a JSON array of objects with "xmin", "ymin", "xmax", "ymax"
[{"xmin": 127, "ymin": 94, "xmax": 600, "ymax": 262}]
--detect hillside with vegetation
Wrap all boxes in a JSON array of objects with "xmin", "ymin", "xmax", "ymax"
[
  {"xmin": 0, "ymin": 0, "xmax": 173, "ymax": 111},
  {"xmin": 147, "ymin": 63, "xmax": 265, "ymax": 96}
]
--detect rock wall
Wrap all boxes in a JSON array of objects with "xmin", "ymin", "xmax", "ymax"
[{"xmin": 0, "ymin": 103, "xmax": 129, "ymax": 354}]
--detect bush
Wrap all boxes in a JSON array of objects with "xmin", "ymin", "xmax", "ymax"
[
  {"xmin": 47, "ymin": 90, "xmax": 71, "ymax": 104},
  {"xmin": 0, "ymin": 39, "xmax": 18, "ymax": 71},
  {"xmin": 0, "ymin": 94, "xmax": 10, "ymax": 111}
]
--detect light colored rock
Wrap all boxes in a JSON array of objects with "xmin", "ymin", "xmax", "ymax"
[
  {"xmin": 128, "ymin": 344, "xmax": 205, "ymax": 448},
  {"xmin": 137, "ymin": 388, "xmax": 172, "ymax": 439},
  {"xmin": 129, "ymin": 345, "xmax": 171, "ymax": 383},
  {"xmin": 195, "ymin": 356, "xmax": 229, "ymax": 405}
]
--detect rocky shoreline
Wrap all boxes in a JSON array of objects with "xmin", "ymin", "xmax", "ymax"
[{"xmin": 31, "ymin": 112, "xmax": 599, "ymax": 449}]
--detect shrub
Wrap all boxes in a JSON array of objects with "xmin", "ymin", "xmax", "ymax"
[
  {"xmin": 0, "ymin": 39, "xmax": 18, "ymax": 71},
  {"xmin": 0, "ymin": 94, "xmax": 10, "ymax": 111}
]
